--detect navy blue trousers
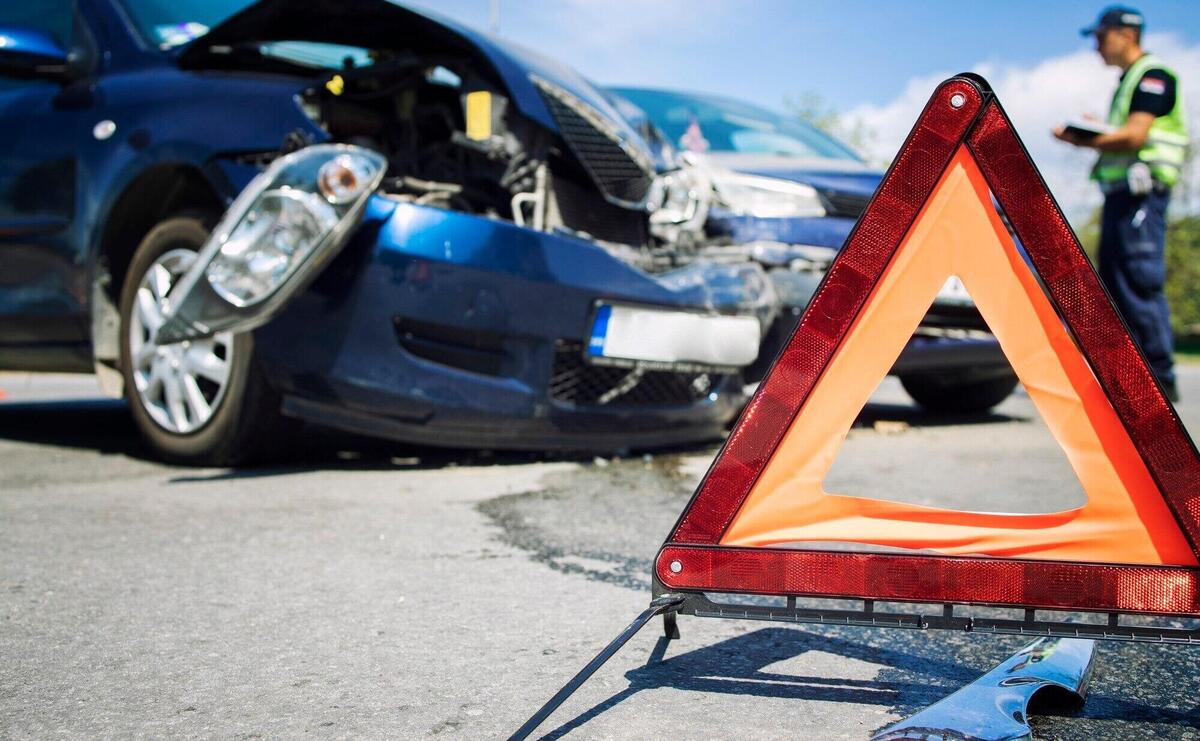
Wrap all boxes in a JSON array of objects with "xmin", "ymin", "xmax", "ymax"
[{"xmin": 1098, "ymin": 187, "xmax": 1175, "ymax": 386}]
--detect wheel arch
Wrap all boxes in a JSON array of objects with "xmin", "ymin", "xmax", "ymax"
[{"xmin": 91, "ymin": 163, "xmax": 225, "ymax": 393}]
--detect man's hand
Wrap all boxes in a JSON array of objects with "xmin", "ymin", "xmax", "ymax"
[
  {"xmin": 1053, "ymin": 125, "xmax": 1086, "ymax": 146},
  {"xmin": 1054, "ymin": 113, "xmax": 1155, "ymax": 152}
]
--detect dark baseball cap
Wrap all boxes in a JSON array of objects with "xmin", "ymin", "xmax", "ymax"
[{"xmin": 1080, "ymin": 5, "xmax": 1145, "ymax": 37}]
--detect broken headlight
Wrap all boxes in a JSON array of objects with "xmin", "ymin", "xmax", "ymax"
[
  {"xmin": 155, "ymin": 144, "xmax": 387, "ymax": 343},
  {"xmin": 710, "ymin": 171, "xmax": 826, "ymax": 219},
  {"xmin": 206, "ymin": 188, "xmax": 339, "ymax": 307},
  {"xmin": 205, "ymin": 150, "xmax": 383, "ymax": 307}
]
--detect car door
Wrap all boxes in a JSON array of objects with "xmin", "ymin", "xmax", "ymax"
[{"xmin": 0, "ymin": 1, "xmax": 92, "ymax": 366}]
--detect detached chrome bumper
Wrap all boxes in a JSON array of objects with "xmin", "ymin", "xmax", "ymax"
[{"xmin": 874, "ymin": 636, "xmax": 1095, "ymax": 741}]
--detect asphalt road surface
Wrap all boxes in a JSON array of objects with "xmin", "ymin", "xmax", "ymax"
[{"xmin": 2, "ymin": 370, "xmax": 1199, "ymax": 739}]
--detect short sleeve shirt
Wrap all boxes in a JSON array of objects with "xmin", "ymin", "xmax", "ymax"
[{"xmin": 1126, "ymin": 67, "xmax": 1178, "ymax": 117}]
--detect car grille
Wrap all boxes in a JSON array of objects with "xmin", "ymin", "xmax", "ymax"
[
  {"xmin": 550, "ymin": 342, "xmax": 722, "ymax": 407},
  {"xmin": 532, "ymin": 76, "xmax": 655, "ymax": 206},
  {"xmin": 551, "ymin": 176, "xmax": 648, "ymax": 245},
  {"xmin": 820, "ymin": 190, "xmax": 873, "ymax": 219}
]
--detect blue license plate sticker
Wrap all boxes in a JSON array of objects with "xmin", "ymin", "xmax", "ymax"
[{"xmin": 588, "ymin": 304, "xmax": 612, "ymax": 356}]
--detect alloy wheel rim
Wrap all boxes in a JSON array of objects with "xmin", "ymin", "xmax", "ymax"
[{"xmin": 128, "ymin": 248, "xmax": 235, "ymax": 434}]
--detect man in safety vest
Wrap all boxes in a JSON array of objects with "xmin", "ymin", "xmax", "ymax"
[{"xmin": 1054, "ymin": 5, "xmax": 1189, "ymax": 402}]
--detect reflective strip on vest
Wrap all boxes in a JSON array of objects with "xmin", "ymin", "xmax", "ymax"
[{"xmin": 1093, "ymin": 54, "xmax": 1190, "ymax": 186}]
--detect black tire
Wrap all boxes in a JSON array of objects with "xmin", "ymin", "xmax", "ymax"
[
  {"xmin": 899, "ymin": 372, "xmax": 1019, "ymax": 415},
  {"xmin": 118, "ymin": 212, "xmax": 285, "ymax": 465}
]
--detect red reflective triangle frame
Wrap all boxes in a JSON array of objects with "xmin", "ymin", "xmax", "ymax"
[{"xmin": 655, "ymin": 75, "xmax": 1200, "ymax": 617}]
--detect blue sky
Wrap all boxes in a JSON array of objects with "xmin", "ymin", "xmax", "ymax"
[{"xmin": 407, "ymin": 1, "xmax": 1200, "ymax": 113}]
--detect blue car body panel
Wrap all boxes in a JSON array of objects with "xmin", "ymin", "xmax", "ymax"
[
  {"xmin": 707, "ymin": 211, "xmax": 859, "ymax": 250},
  {"xmin": 254, "ymin": 199, "xmax": 743, "ymax": 447}
]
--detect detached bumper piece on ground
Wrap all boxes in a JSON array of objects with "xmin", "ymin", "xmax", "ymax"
[{"xmin": 872, "ymin": 636, "xmax": 1095, "ymax": 741}]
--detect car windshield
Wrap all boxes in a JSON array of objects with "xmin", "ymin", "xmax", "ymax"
[
  {"xmin": 611, "ymin": 88, "xmax": 862, "ymax": 162},
  {"xmin": 117, "ymin": 0, "xmax": 373, "ymax": 67}
]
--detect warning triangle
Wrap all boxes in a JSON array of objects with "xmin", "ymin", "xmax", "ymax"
[{"xmin": 656, "ymin": 75, "xmax": 1200, "ymax": 616}]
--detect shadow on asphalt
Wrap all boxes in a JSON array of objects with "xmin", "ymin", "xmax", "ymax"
[
  {"xmin": 0, "ymin": 398, "xmax": 547, "ymax": 473},
  {"xmin": 535, "ymin": 626, "xmax": 1200, "ymax": 740},
  {"xmin": 0, "ymin": 395, "xmax": 1020, "ymax": 479},
  {"xmin": 0, "ymin": 397, "xmax": 711, "ymax": 478},
  {"xmin": 1064, "ymin": 693, "xmax": 1200, "ymax": 730},
  {"xmin": 0, "ymin": 399, "xmax": 151, "ymax": 458},
  {"xmin": 536, "ymin": 626, "xmax": 976, "ymax": 739}
]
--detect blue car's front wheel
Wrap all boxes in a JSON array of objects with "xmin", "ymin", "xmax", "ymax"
[
  {"xmin": 119, "ymin": 212, "xmax": 287, "ymax": 465},
  {"xmin": 127, "ymin": 246, "xmax": 235, "ymax": 435}
]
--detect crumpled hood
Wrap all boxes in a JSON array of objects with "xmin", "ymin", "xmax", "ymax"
[{"xmin": 177, "ymin": 0, "xmax": 649, "ymax": 154}]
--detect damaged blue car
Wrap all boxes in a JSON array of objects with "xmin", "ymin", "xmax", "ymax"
[
  {"xmin": 0, "ymin": 0, "xmax": 776, "ymax": 463},
  {"xmin": 610, "ymin": 87, "xmax": 1018, "ymax": 414}
]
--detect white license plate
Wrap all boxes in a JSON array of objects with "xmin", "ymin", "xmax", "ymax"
[{"xmin": 587, "ymin": 304, "xmax": 760, "ymax": 368}]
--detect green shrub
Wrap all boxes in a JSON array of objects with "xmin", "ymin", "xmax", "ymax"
[
  {"xmin": 1073, "ymin": 209, "xmax": 1199, "ymax": 337},
  {"xmin": 1165, "ymin": 215, "xmax": 1200, "ymax": 337}
]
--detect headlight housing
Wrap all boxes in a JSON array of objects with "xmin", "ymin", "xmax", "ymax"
[
  {"xmin": 205, "ymin": 188, "xmax": 340, "ymax": 307},
  {"xmin": 710, "ymin": 171, "xmax": 826, "ymax": 219},
  {"xmin": 647, "ymin": 163, "xmax": 711, "ymax": 245},
  {"xmin": 155, "ymin": 144, "xmax": 387, "ymax": 343}
]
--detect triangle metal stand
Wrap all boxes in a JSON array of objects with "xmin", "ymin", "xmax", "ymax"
[{"xmin": 508, "ymin": 594, "xmax": 684, "ymax": 741}]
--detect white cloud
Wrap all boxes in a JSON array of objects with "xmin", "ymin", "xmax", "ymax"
[{"xmin": 844, "ymin": 33, "xmax": 1200, "ymax": 223}]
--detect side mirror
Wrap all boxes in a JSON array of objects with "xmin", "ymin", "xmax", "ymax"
[{"xmin": 0, "ymin": 26, "xmax": 87, "ymax": 82}]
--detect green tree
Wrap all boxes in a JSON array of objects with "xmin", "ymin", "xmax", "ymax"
[{"xmin": 784, "ymin": 91, "xmax": 876, "ymax": 156}]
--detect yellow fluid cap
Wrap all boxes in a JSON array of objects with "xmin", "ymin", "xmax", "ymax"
[{"xmin": 465, "ymin": 90, "xmax": 492, "ymax": 141}]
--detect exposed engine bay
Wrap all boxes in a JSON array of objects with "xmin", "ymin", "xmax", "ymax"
[{"xmin": 293, "ymin": 52, "xmax": 714, "ymax": 271}]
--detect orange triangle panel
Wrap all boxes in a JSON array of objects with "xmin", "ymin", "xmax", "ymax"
[{"xmin": 656, "ymin": 75, "xmax": 1200, "ymax": 616}]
